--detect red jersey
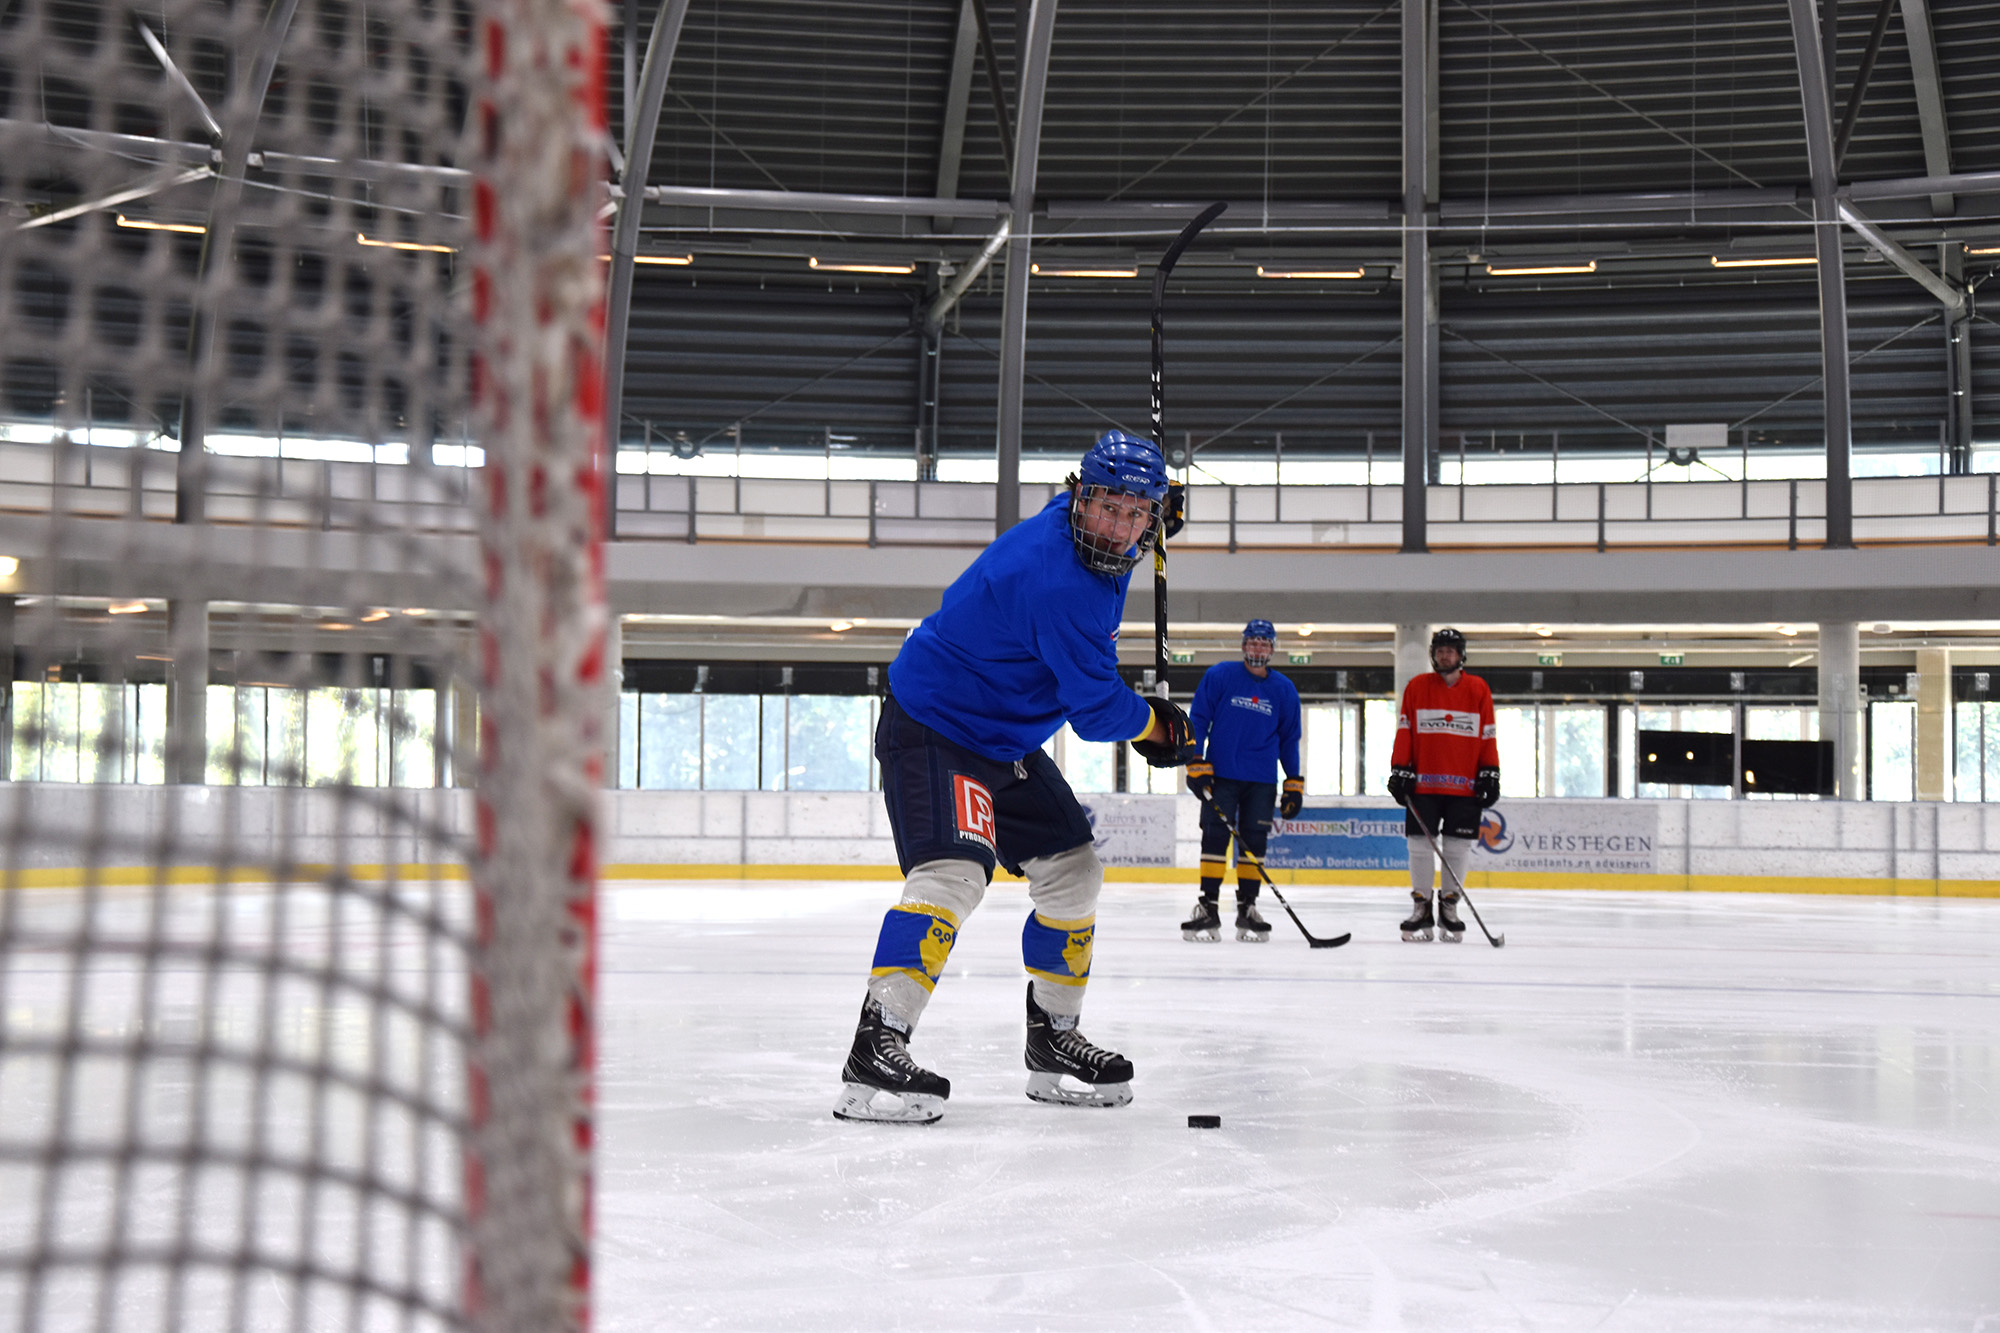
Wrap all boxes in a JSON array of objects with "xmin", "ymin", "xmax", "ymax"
[{"xmin": 1390, "ymin": 671, "xmax": 1499, "ymax": 796}]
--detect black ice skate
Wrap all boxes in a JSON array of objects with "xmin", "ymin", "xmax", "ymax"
[
  {"xmin": 1181, "ymin": 897, "xmax": 1221, "ymax": 942},
  {"xmin": 1023, "ymin": 982, "xmax": 1133, "ymax": 1108},
  {"xmin": 1235, "ymin": 900, "xmax": 1271, "ymax": 943},
  {"xmin": 832, "ymin": 998, "xmax": 949, "ymax": 1124},
  {"xmin": 1400, "ymin": 892, "xmax": 1434, "ymax": 942},
  {"xmin": 1437, "ymin": 891, "xmax": 1465, "ymax": 943}
]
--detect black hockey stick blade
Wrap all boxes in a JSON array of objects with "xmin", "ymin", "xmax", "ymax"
[
  {"xmin": 1408, "ymin": 803, "xmax": 1505, "ymax": 948},
  {"xmin": 1197, "ymin": 790, "xmax": 1349, "ymax": 948}
]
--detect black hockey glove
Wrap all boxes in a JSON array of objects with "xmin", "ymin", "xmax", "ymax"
[
  {"xmin": 1184, "ymin": 758, "xmax": 1215, "ymax": 802},
  {"xmin": 1131, "ymin": 695, "xmax": 1193, "ymax": 769},
  {"xmin": 1161, "ymin": 481, "xmax": 1186, "ymax": 540},
  {"xmin": 1278, "ymin": 776, "xmax": 1304, "ymax": 819},
  {"xmin": 1475, "ymin": 767, "xmax": 1501, "ymax": 808},
  {"xmin": 1386, "ymin": 766, "xmax": 1415, "ymax": 807}
]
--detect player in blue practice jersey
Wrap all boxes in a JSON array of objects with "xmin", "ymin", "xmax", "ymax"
[
  {"xmin": 1179, "ymin": 619, "xmax": 1304, "ymax": 943},
  {"xmin": 833, "ymin": 430, "xmax": 1194, "ymax": 1125}
]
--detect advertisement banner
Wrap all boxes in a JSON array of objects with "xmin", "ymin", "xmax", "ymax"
[
  {"xmin": 1268, "ymin": 801, "xmax": 1660, "ymax": 876},
  {"xmin": 1079, "ymin": 796, "xmax": 1177, "ymax": 867}
]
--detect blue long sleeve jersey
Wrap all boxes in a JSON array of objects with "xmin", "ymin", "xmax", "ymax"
[
  {"xmin": 1188, "ymin": 661, "xmax": 1302, "ymax": 783},
  {"xmin": 889, "ymin": 494, "xmax": 1153, "ymax": 762}
]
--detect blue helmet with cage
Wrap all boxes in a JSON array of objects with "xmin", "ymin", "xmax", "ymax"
[
  {"xmin": 1068, "ymin": 430, "xmax": 1169, "ymax": 574},
  {"xmin": 1242, "ymin": 618, "xmax": 1276, "ymax": 668}
]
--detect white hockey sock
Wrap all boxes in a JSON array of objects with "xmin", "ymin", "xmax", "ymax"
[
  {"xmin": 1406, "ymin": 835, "xmax": 1434, "ymax": 900},
  {"xmin": 1440, "ymin": 835, "xmax": 1473, "ymax": 895}
]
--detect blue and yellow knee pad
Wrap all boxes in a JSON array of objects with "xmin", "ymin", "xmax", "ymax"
[
  {"xmin": 1021, "ymin": 911, "xmax": 1094, "ymax": 989},
  {"xmin": 870, "ymin": 902, "xmax": 961, "ymax": 993}
]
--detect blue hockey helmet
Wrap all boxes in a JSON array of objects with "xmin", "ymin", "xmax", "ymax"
[
  {"xmin": 1068, "ymin": 430, "xmax": 1169, "ymax": 574},
  {"xmin": 1243, "ymin": 619, "xmax": 1276, "ymax": 642},
  {"xmin": 1242, "ymin": 618, "xmax": 1276, "ymax": 668}
]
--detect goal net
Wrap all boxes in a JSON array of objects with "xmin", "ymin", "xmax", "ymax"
[{"xmin": 0, "ymin": 0, "xmax": 608, "ymax": 1324}]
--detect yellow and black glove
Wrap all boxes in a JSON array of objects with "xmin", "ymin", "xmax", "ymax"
[
  {"xmin": 1185, "ymin": 758, "xmax": 1214, "ymax": 802},
  {"xmin": 1278, "ymin": 776, "xmax": 1304, "ymax": 819}
]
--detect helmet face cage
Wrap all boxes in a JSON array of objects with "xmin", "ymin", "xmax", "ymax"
[
  {"xmin": 1430, "ymin": 627, "xmax": 1467, "ymax": 671},
  {"xmin": 1242, "ymin": 619, "xmax": 1275, "ymax": 667},
  {"xmin": 1069, "ymin": 483, "xmax": 1163, "ymax": 574}
]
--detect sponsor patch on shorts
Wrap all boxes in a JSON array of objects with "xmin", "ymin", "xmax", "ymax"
[{"xmin": 952, "ymin": 773, "xmax": 997, "ymax": 851}]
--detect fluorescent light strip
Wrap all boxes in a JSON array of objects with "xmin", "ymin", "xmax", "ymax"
[
  {"xmin": 1486, "ymin": 260, "xmax": 1597, "ymax": 276},
  {"xmin": 809, "ymin": 257, "xmax": 915, "ymax": 275},
  {"xmin": 357, "ymin": 232, "xmax": 456, "ymax": 254},
  {"xmin": 116, "ymin": 214, "xmax": 205, "ymax": 235},
  {"xmin": 1967, "ymin": 245, "xmax": 2000, "ymax": 256},
  {"xmin": 1257, "ymin": 265, "xmax": 1366, "ymax": 280},
  {"xmin": 598, "ymin": 253, "xmax": 694, "ymax": 266},
  {"xmin": 1031, "ymin": 264, "xmax": 1139, "ymax": 278},
  {"xmin": 1710, "ymin": 255, "xmax": 1816, "ymax": 268}
]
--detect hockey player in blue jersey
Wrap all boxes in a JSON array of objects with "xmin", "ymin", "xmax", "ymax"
[
  {"xmin": 1179, "ymin": 619, "xmax": 1304, "ymax": 943},
  {"xmin": 834, "ymin": 430, "xmax": 1194, "ymax": 1124}
]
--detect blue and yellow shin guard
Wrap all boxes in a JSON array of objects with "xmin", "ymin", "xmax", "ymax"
[
  {"xmin": 1021, "ymin": 911, "xmax": 1094, "ymax": 997},
  {"xmin": 870, "ymin": 902, "xmax": 961, "ymax": 995}
]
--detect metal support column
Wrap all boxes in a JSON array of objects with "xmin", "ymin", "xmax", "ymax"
[
  {"xmin": 1944, "ymin": 242, "xmax": 1973, "ymax": 472},
  {"xmin": 0, "ymin": 594, "xmax": 12, "ymax": 780},
  {"xmin": 1789, "ymin": 0, "xmax": 1853, "ymax": 549},
  {"xmin": 994, "ymin": 0, "xmax": 1059, "ymax": 534},
  {"xmin": 605, "ymin": 614, "xmax": 625, "ymax": 788},
  {"xmin": 603, "ymin": 0, "xmax": 695, "ymax": 537},
  {"xmin": 1817, "ymin": 620, "xmax": 1862, "ymax": 800},
  {"xmin": 166, "ymin": 599, "xmax": 208, "ymax": 784},
  {"xmin": 1914, "ymin": 646, "xmax": 1950, "ymax": 801},
  {"xmin": 1393, "ymin": 623, "xmax": 1431, "ymax": 700},
  {"xmin": 1399, "ymin": 0, "xmax": 1438, "ymax": 554}
]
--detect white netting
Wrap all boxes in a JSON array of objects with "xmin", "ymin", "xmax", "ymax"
[{"xmin": 0, "ymin": 0, "xmax": 606, "ymax": 1324}]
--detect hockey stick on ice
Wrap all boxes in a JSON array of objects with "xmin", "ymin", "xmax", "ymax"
[
  {"xmin": 1195, "ymin": 791, "xmax": 1350, "ymax": 949},
  {"xmin": 1148, "ymin": 201, "xmax": 1226, "ymax": 698},
  {"xmin": 1406, "ymin": 803, "xmax": 1506, "ymax": 948}
]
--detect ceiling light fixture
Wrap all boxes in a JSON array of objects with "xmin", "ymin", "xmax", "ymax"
[
  {"xmin": 403, "ymin": 607, "xmax": 429, "ymax": 616},
  {"xmin": 1534, "ymin": 627, "xmax": 1554, "ymax": 638},
  {"xmin": 0, "ymin": 556, "xmax": 17, "ymax": 577},
  {"xmin": 599, "ymin": 253, "xmax": 694, "ymax": 266},
  {"xmin": 361, "ymin": 609, "xmax": 392, "ymax": 622},
  {"xmin": 1710, "ymin": 255, "xmax": 1816, "ymax": 269},
  {"xmin": 108, "ymin": 600, "xmax": 149, "ymax": 615},
  {"xmin": 1031, "ymin": 264, "xmax": 1139, "ymax": 278},
  {"xmin": 808, "ymin": 257, "xmax": 916, "ymax": 275},
  {"xmin": 357, "ymin": 232, "xmax": 457, "ymax": 254},
  {"xmin": 1297, "ymin": 625, "xmax": 1314, "ymax": 637},
  {"xmin": 1967, "ymin": 245, "xmax": 2000, "ymax": 256},
  {"xmin": 1486, "ymin": 260, "xmax": 1597, "ymax": 276},
  {"xmin": 829, "ymin": 620, "xmax": 854, "ymax": 632},
  {"xmin": 117, "ymin": 214, "xmax": 204, "ymax": 235},
  {"xmin": 1256, "ymin": 266, "xmax": 1366, "ymax": 280},
  {"xmin": 1776, "ymin": 624, "xmax": 1798, "ymax": 637}
]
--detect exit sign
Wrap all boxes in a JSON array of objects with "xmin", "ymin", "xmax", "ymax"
[
  {"xmin": 1659, "ymin": 653, "xmax": 1684, "ymax": 666},
  {"xmin": 1169, "ymin": 650, "xmax": 1195, "ymax": 664},
  {"xmin": 1537, "ymin": 652, "xmax": 1562, "ymax": 666},
  {"xmin": 1287, "ymin": 651, "xmax": 1312, "ymax": 665}
]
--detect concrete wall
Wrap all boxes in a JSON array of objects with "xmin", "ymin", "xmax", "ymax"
[{"xmin": 4, "ymin": 785, "xmax": 1998, "ymax": 894}]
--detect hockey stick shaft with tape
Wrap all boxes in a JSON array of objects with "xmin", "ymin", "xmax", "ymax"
[{"xmin": 1148, "ymin": 201, "xmax": 1226, "ymax": 697}]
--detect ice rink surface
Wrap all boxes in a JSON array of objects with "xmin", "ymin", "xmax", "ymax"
[{"xmin": 599, "ymin": 880, "xmax": 2000, "ymax": 1332}]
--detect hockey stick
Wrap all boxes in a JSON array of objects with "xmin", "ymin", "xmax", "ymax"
[
  {"xmin": 1148, "ymin": 201, "xmax": 1227, "ymax": 698},
  {"xmin": 1195, "ymin": 790, "xmax": 1350, "ymax": 949},
  {"xmin": 1405, "ymin": 802, "xmax": 1506, "ymax": 948}
]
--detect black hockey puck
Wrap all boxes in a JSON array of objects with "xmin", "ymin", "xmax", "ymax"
[{"xmin": 1187, "ymin": 1114, "xmax": 1221, "ymax": 1129}]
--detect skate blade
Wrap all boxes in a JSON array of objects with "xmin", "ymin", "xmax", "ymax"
[
  {"xmin": 1025, "ymin": 1071, "xmax": 1133, "ymax": 1108},
  {"xmin": 1401, "ymin": 927, "xmax": 1433, "ymax": 942},
  {"xmin": 1235, "ymin": 928, "xmax": 1270, "ymax": 943},
  {"xmin": 1439, "ymin": 928, "xmax": 1463, "ymax": 942},
  {"xmin": 1182, "ymin": 928, "xmax": 1220, "ymax": 942},
  {"xmin": 832, "ymin": 1084, "xmax": 944, "ymax": 1124}
]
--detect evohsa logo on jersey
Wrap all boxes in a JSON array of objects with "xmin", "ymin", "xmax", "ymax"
[
  {"xmin": 1414, "ymin": 708, "xmax": 1480, "ymax": 737},
  {"xmin": 952, "ymin": 774, "xmax": 997, "ymax": 852}
]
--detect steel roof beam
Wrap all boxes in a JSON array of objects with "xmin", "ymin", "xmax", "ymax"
[
  {"xmin": 1898, "ymin": 0, "xmax": 1954, "ymax": 217},
  {"xmin": 1789, "ymin": 0, "xmax": 1853, "ymax": 551},
  {"xmin": 994, "ymin": 0, "xmax": 1058, "ymax": 535},
  {"xmin": 932, "ymin": 0, "xmax": 980, "ymax": 234},
  {"xmin": 1400, "ymin": 0, "xmax": 1437, "ymax": 555},
  {"xmin": 1835, "ymin": 202, "xmax": 1965, "ymax": 315}
]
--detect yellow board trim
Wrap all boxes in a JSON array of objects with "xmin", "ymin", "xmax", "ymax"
[{"xmin": 4, "ymin": 862, "xmax": 1998, "ymax": 898}]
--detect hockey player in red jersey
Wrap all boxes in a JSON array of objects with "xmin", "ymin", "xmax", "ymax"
[{"xmin": 1386, "ymin": 628, "xmax": 1499, "ymax": 941}]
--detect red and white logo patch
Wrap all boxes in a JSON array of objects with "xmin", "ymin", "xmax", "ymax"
[{"xmin": 952, "ymin": 774, "xmax": 997, "ymax": 852}]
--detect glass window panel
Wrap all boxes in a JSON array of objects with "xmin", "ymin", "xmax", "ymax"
[
  {"xmin": 639, "ymin": 694, "xmax": 700, "ymax": 790},
  {"xmin": 702, "ymin": 695, "xmax": 761, "ymax": 790},
  {"xmin": 1870, "ymin": 700, "xmax": 1915, "ymax": 802},
  {"xmin": 205, "ymin": 685, "xmax": 240, "ymax": 785},
  {"xmin": 618, "ymin": 693, "xmax": 639, "ymax": 789},
  {"xmin": 77, "ymin": 683, "xmax": 123, "ymax": 784},
  {"xmin": 1303, "ymin": 704, "xmax": 1357, "ymax": 796},
  {"xmin": 1985, "ymin": 703, "xmax": 2000, "ymax": 804},
  {"xmin": 10, "ymin": 683, "xmax": 42, "ymax": 782},
  {"xmin": 389, "ymin": 689, "xmax": 436, "ymax": 789},
  {"xmin": 1125, "ymin": 744, "xmax": 1176, "ymax": 794},
  {"xmin": 133, "ymin": 684, "xmax": 167, "ymax": 785},
  {"xmin": 761, "ymin": 695, "xmax": 787, "ymax": 790},
  {"xmin": 1063, "ymin": 730, "xmax": 1115, "ymax": 793},
  {"xmin": 1954, "ymin": 702, "xmax": 1982, "ymax": 802},
  {"xmin": 267, "ymin": 689, "xmax": 305, "ymax": 785},
  {"xmin": 305, "ymin": 687, "xmax": 378, "ymax": 787},
  {"xmin": 786, "ymin": 695, "xmax": 870, "ymax": 791},
  {"xmin": 1550, "ymin": 707, "xmax": 1606, "ymax": 797},
  {"xmin": 1362, "ymin": 698, "xmax": 1397, "ymax": 796},
  {"xmin": 1494, "ymin": 707, "xmax": 1540, "ymax": 797},
  {"xmin": 43, "ymin": 683, "xmax": 80, "ymax": 784}
]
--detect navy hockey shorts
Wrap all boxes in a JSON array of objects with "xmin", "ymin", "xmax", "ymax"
[
  {"xmin": 876, "ymin": 695, "xmax": 1095, "ymax": 881},
  {"xmin": 1405, "ymin": 791, "xmax": 1482, "ymax": 840},
  {"xmin": 1197, "ymin": 777, "xmax": 1276, "ymax": 859}
]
